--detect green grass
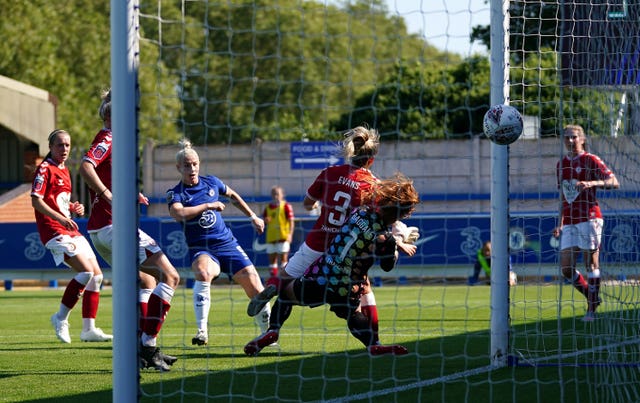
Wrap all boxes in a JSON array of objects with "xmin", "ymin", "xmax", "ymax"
[{"xmin": 0, "ymin": 283, "xmax": 638, "ymax": 402}]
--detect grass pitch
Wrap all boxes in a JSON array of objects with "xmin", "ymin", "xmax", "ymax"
[{"xmin": 0, "ymin": 282, "xmax": 638, "ymax": 402}]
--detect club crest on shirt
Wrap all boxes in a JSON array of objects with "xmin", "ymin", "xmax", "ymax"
[
  {"xmin": 209, "ymin": 188, "xmax": 215, "ymax": 197},
  {"xmin": 562, "ymin": 179, "xmax": 580, "ymax": 204},
  {"xmin": 91, "ymin": 141, "xmax": 109, "ymax": 160},
  {"xmin": 34, "ymin": 175, "xmax": 44, "ymax": 192},
  {"xmin": 199, "ymin": 210, "xmax": 217, "ymax": 228}
]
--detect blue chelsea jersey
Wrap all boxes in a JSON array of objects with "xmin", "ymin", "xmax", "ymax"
[{"xmin": 167, "ymin": 175, "xmax": 235, "ymax": 246}]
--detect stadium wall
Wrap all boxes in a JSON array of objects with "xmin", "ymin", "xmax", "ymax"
[
  {"xmin": 145, "ymin": 135, "xmax": 639, "ymax": 217},
  {"xmin": 1, "ymin": 211, "xmax": 637, "ymax": 284}
]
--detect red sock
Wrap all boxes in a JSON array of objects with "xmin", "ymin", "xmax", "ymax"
[
  {"xmin": 139, "ymin": 301, "xmax": 148, "ymax": 334},
  {"xmin": 61, "ymin": 278, "xmax": 85, "ymax": 310},
  {"xmin": 360, "ymin": 304, "xmax": 379, "ymax": 345},
  {"xmin": 572, "ymin": 273, "xmax": 588, "ymax": 298},
  {"xmin": 266, "ymin": 275, "xmax": 281, "ymax": 290},
  {"xmin": 82, "ymin": 290, "xmax": 99, "ymax": 319},
  {"xmin": 142, "ymin": 293, "xmax": 171, "ymax": 337}
]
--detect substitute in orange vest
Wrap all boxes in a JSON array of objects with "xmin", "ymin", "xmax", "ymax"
[{"xmin": 263, "ymin": 186, "xmax": 295, "ymax": 280}]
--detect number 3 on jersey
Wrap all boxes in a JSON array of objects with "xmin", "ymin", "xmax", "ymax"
[{"xmin": 327, "ymin": 191, "xmax": 352, "ymax": 226}]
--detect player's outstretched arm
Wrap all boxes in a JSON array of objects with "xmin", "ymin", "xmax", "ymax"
[{"xmin": 224, "ymin": 186, "xmax": 264, "ymax": 234}]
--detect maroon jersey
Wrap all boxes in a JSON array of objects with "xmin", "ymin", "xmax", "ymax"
[
  {"xmin": 31, "ymin": 158, "xmax": 81, "ymax": 243},
  {"xmin": 82, "ymin": 128, "xmax": 113, "ymax": 231},
  {"xmin": 305, "ymin": 164, "xmax": 376, "ymax": 252},
  {"xmin": 557, "ymin": 152, "xmax": 614, "ymax": 225}
]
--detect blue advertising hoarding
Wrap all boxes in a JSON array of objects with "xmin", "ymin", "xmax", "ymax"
[
  {"xmin": 1, "ymin": 213, "xmax": 638, "ymax": 272},
  {"xmin": 290, "ymin": 141, "xmax": 344, "ymax": 170}
]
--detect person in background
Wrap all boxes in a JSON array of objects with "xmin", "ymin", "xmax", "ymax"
[
  {"xmin": 553, "ymin": 124, "xmax": 619, "ymax": 321},
  {"xmin": 244, "ymin": 173, "xmax": 420, "ymax": 356},
  {"xmin": 248, "ymin": 126, "xmax": 417, "ymax": 353},
  {"xmin": 467, "ymin": 240, "xmax": 517, "ymax": 286},
  {"xmin": 80, "ymin": 88, "xmax": 180, "ymax": 371},
  {"xmin": 262, "ymin": 185, "xmax": 295, "ymax": 285},
  {"xmin": 32, "ymin": 129, "xmax": 112, "ymax": 344},
  {"xmin": 167, "ymin": 139, "xmax": 272, "ymax": 347},
  {"xmin": 468, "ymin": 241, "xmax": 491, "ymax": 285}
]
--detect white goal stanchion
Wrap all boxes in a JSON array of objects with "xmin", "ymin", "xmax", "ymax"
[
  {"xmin": 117, "ymin": 1, "xmax": 640, "ymax": 401},
  {"xmin": 111, "ymin": 0, "xmax": 140, "ymax": 402}
]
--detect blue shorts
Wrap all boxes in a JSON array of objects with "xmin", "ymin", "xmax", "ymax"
[{"xmin": 190, "ymin": 240, "xmax": 253, "ymax": 276}]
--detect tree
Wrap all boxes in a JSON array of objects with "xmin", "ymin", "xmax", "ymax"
[
  {"xmin": 138, "ymin": 0, "xmax": 444, "ymax": 144},
  {"xmin": 472, "ymin": 0, "xmax": 616, "ymax": 138},
  {"xmin": 332, "ymin": 57, "xmax": 491, "ymax": 140},
  {"xmin": 471, "ymin": 0, "xmax": 560, "ymax": 65},
  {"xmin": 0, "ymin": 1, "xmax": 182, "ymax": 148}
]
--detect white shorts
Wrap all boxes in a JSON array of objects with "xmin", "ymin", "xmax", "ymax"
[
  {"xmin": 265, "ymin": 241, "xmax": 291, "ymax": 255},
  {"xmin": 45, "ymin": 234, "xmax": 96, "ymax": 267},
  {"xmin": 560, "ymin": 219, "xmax": 603, "ymax": 251},
  {"xmin": 89, "ymin": 225, "xmax": 162, "ymax": 266},
  {"xmin": 284, "ymin": 242, "xmax": 322, "ymax": 278}
]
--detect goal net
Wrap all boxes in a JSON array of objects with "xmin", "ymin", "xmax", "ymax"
[{"xmin": 123, "ymin": 0, "xmax": 640, "ymax": 401}]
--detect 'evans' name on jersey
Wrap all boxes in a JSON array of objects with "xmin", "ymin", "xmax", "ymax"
[{"xmin": 338, "ymin": 176, "xmax": 360, "ymax": 190}]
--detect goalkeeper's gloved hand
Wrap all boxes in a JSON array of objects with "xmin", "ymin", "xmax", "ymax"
[
  {"xmin": 392, "ymin": 221, "xmax": 421, "ymax": 245},
  {"xmin": 404, "ymin": 226, "xmax": 420, "ymax": 244}
]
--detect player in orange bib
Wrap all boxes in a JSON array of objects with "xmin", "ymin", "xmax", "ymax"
[
  {"xmin": 248, "ymin": 126, "xmax": 418, "ymax": 354},
  {"xmin": 262, "ymin": 186, "xmax": 295, "ymax": 284}
]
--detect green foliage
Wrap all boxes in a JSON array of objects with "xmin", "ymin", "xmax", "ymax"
[
  {"xmin": 473, "ymin": 1, "xmax": 618, "ymax": 137},
  {"xmin": 0, "ymin": 0, "xmax": 471, "ymax": 147},
  {"xmin": 4, "ymin": 0, "xmax": 616, "ymax": 148},
  {"xmin": 137, "ymin": 0, "xmax": 443, "ymax": 144},
  {"xmin": 0, "ymin": 1, "xmax": 182, "ymax": 148},
  {"xmin": 333, "ymin": 57, "xmax": 490, "ymax": 140},
  {"xmin": 0, "ymin": 1, "xmax": 110, "ymax": 147}
]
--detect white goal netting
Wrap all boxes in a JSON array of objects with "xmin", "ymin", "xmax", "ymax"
[{"xmin": 129, "ymin": 1, "xmax": 640, "ymax": 401}]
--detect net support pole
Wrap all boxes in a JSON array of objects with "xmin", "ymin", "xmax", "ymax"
[
  {"xmin": 489, "ymin": 0, "xmax": 511, "ymax": 368},
  {"xmin": 111, "ymin": 0, "xmax": 140, "ymax": 400}
]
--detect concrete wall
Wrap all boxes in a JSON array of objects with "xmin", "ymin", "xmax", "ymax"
[
  {"xmin": 0, "ymin": 75, "xmax": 56, "ymax": 156},
  {"xmin": 145, "ymin": 136, "xmax": 640, "ymax": 217}
]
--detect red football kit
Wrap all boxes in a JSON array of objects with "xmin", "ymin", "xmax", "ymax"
[
  {"xmin": 31, "ymin": 158, "xmax": 81, "ymax": 244},
  {"xmin": 82, "ymin": 128, "xmax": 113, "ymax": 231},
  {"xmin": 304, "ymin": 164, "xmax": 376, "ymax": 252},
  {"xmin": 557, "ymin": 152, "xmax": 614, "ymax": 225}
]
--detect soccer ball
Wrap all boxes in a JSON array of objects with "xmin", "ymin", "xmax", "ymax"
[{"xmin": 482, "ymin": 104, "xmax": 524, "ymax": 145}]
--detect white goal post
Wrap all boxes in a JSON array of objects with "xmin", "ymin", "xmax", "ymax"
[
  {"xmin": 111, "ymin": 1, "xmax": 640, "ymax": 402},
  {"xmin": 111, "ymin": 0, "xmax": 139, "ymax": 401}
]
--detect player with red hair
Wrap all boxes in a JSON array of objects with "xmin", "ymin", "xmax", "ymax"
[
  {"xmin": 248, "ymin": 126, "xmax": 418, "ymax": 354},
  {"xmin": 244, "ymin": 173, "xmax": 420, "ymax": 356}
]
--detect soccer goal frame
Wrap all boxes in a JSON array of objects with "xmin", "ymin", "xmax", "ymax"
[
  {"xmin": 109, "ymin": 0, "xmax": 515, "ymax": 399},
  {"xmin": 111, "ymin": 0, "xmax": 140, "ymax": 401}
]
